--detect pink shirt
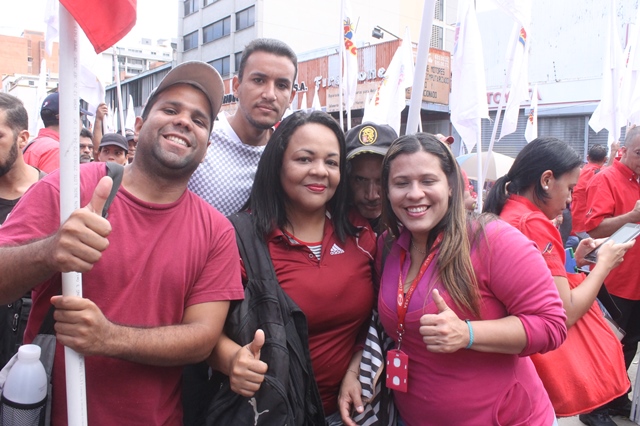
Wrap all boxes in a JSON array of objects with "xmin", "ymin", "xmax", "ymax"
[{"xmin": 378, "ymin": 222, "xmax": 566, "ymax": 426}]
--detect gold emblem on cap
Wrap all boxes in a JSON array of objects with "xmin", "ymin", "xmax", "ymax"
[{"xmin": 358, "ymin": 126, "xmax": 378, "ymax": 146}]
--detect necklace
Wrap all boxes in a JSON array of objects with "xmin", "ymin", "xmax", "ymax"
[{"xmin": 410, "ymin": 240, "xmax": 426, "ymax": 254}]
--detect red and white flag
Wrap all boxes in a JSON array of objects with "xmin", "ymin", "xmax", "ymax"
[
  {"xmin": 60, "ymin": 0, "xmax": 136, "ymax": 54},
  {"xmin": 524, "ymin": 84, "xmax": 538, "ymax": 142}
]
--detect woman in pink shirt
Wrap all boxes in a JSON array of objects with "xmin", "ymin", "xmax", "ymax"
[{"xmin": 342, "ymin": 133, "xmax": 567, "ymax": 426}]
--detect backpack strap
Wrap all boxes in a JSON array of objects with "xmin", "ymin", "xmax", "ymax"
[
  {"xmin": 22, "ymin": 139, "xmax": 37, "ymax": 154},
  {"xmin": 103, "ymin": 162, "xmax": 124, "ymax": 219}
]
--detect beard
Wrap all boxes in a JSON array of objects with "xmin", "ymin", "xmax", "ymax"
[{"xmin": 0, "ymin": 141, "xmax": 18, "ymax": 178}]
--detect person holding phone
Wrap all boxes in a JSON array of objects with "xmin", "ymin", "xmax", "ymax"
[{"xmin": 484, "ymin": 137, "xmax": 633, "ymax": 425}]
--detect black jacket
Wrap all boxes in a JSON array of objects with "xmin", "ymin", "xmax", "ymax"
[{"xmin": 206, "ymin": 211, "xmax": 326, "ymax": 426}]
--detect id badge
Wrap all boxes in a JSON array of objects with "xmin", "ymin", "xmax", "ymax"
[{"xmin": 386, "ymin": 349, "xmax": 409, "ymax": 392}]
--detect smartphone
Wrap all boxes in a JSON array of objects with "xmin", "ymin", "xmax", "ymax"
[{"xmin": 584, "ymin": 223, "xmax": 640, "ymax": 263}]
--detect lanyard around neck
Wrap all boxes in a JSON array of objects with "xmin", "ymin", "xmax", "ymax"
[{"xmin": 396, "ymin": 233, "xmax": 443, "ymax": 349}]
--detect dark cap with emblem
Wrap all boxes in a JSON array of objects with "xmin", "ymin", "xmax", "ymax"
[
  {"xmin": 100, "ymin": 133, "xmax": 129, "ymax": 152},
  {"xmin": 345, "ymin": 122, "xmax": 398, "ymax": 160}
]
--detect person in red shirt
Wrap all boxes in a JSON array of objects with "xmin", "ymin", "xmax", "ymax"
[
  {"xmin": 208, "ymin": 111, "xmax": 376, "ymax": 425},
  {"xmin": 571, "ymin": 144, "xmax": 608, "ymax": 237},
  {"xmin": 485, "ymin": 137, "xmax": 632, "ymax": 426},
  {"xmin": 584, "ymin": 126, "xmax": 640, "ymax": 419},
  {"xmin": 22, "ymin": 92, "xmax": 93, "ymax": 173}
]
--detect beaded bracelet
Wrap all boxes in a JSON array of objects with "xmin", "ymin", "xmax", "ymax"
[{"xmin": 465, "ymin": 319, "xmax": 474, "ymax": 349}]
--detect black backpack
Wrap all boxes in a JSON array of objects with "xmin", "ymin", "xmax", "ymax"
[
  {"xmin": 204, "ymin": 211, "xmax": 326, "ymax": 426},
  {"xmin": 0, "ymin": 162, "xmax": 124, "ymax": 369}
]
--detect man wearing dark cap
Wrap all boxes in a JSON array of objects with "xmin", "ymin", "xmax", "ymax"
[
  {"xmin": 345, "ymin": 122, "xmax": 398, "ymax": 234},
  {"xmin": 97, "ymin": 133, "xmax": 128, "ymax": 165},
  {"xmin": 0, "ymin": 61, "xmax": 244, "ymax": 424},
  {"xmin": 23, "ymin": 92, "xmax": 93, "ymax": 173}
]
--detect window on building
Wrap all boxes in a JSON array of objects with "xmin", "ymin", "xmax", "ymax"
[
  {"xmin": 209, "ymin": 56, "xmax": 230, "ymax": 77},
  {"xmin": 184, "ymin": 31, "xmax": 198, "ymax": 51},
  {"xmin": 430, "ymin": 26, "xmax": 443, "ymax": 49},
  {"xmin": 203, "ymin": 0, "xmax": 219, "ymax": 6},
  {"xmin": 434, "ymin": 0, "xmax": 443, "ymax": 21},
  {"xmin": 234, "ymin": 51, "xmax": 243, "ymax": 74},
  {"xmin": 184, "ymin": 0, "xmax": 199, "ymax": 16},
  {"xmin": 236, "ymin": 6, "xmax": 255, "ymax": 32},
  {"xmin": 203, "ymin": 17, "xmax": 231, "ymax": 43}
]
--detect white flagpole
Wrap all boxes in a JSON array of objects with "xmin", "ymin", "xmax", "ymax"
[
  {"xmin": 406, "ymin": 0, "xmax": 436, "ymax": 135},
  {"xmin": 58, "ymin": 4, "xmax": 88, "ymax": 426},
  {"xmin": 113, "ymin": 48, "xmax": 126, "ymax": 136}
]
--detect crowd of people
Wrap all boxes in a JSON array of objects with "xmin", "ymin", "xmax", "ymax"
[{"xmin": 0, "ymin": 37, "xmax": 638, "ymax": 426}]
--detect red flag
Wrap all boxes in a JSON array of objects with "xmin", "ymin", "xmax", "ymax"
[{"xmin": 60, "ymin": 0, "xmax": 137, "ymax": 54}]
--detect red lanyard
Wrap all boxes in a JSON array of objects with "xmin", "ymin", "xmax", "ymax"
[{"xmin": 396, "ymin": 233, "xmax": 443, "ymax": 349}]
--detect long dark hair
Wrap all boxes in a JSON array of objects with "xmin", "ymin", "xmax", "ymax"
[
  {"xmin": 484, "ymin": 137, "xmax": 582, "ymax": 216},
  {"xmin": 381, "ymin": 133, "xmax": 481, "ymax": 317},
  {"xmin": 249, "ymin": 110, "xmax": 356, "ymax": 241}
]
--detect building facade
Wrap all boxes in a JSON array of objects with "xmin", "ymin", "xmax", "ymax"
[
  {"xmin": 178, "ymin": 0, "xmax": 454, "ymax": 78},
  {"xmin": 112, "ymin": 0, "xmax": 640, "ymax": 164}
]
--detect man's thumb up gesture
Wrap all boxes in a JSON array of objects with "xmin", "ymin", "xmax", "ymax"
[{"xmin": 46, "ymin": 176, "xmax": 113, "ymax": 273}]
